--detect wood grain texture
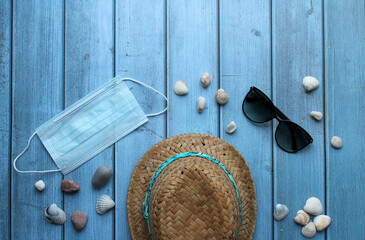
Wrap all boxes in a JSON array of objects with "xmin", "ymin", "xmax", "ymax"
[
  {"xmin": 64, "ymin": 0, "xmax": 114, "ymax": 239},
  {"xmin": 272, "ymin": 0, "xmax": 325, "ymax": 239},
  {"xmin": 167, "ymin": 0, "xmax": 219, "ymax": 137},
  {"xmin": 115, "ymin": 0, "xmax": 166, "ymax": 238},
  {"xmin": 219, "ymin": 0, "xmax": 272, "ymax": 239},
  {"xmin": 11, "ymin": 1, "xmax": 64, "ymax": 239},
  {"xmin": 0, "ymin": 0, "xmax": 11, "ymax": 239},
  {"xmin": 325, "ymin": 0, "xmax": 365, "ymax": 239}
]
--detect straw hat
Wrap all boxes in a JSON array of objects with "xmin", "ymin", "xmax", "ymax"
[{"xmin": 127, "ymin": 133, "xmax": 256, "ymax": 240}]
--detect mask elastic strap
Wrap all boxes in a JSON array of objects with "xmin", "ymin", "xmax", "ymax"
[
  {"xmin": 13, "ymin": 131, "xmax": 61, "ymax": 173},
  {"xmin": 122, "ymin": 78, "xmax": 169, "ymax": 117}
]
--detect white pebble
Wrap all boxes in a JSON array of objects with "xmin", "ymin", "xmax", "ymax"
[
  {"xmin": 197, "ymin": 96, "xmax": 206, "ymax": 113},
  {"xmin": 35, "ymin": 180, "xmax": 45, "ymax": 191},
  {"xmin": 331, "ymin": 136, "xmax": 342, "ymax": 149},
  {"xmin": 200, "ymin": 72, "xmax": 211, "ymax": 88},
  {"xmin": 225, "ymin": 121, "xmax": 237, "ymax": 134},
  {"xmin": 216, "ymin": 89, "xmax": 229, "ymax": 105},
  {"xmin": 310, "ymin": 111, "xmax": 323, "ymax": 121},
  {"xmin": 303, "ymin": 76, "xmax": 320, "ymax": 92},
  {"xmin": 174, "ymin": 80, "xmax": 188, "ymax": 96}
]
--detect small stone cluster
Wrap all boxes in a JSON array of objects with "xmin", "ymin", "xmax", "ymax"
[
  {"xmin": 273, "ymin": 197, "xmax": 331, "ymax": 238},
  {"xmin": 37, "ymin": 165, "xmax": 115, "ymax": 231},
  {"xmin": 303, "ymin": 76, "xmax": 342, "ymax": 149},
  {"xmin": 174, "ymin": 73, "xmax": 236, "ymax": 134}
]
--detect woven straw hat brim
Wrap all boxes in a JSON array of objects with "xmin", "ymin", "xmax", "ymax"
[{"xmin": 127, "ymin": 133, "xmax": 257, "ymax": 240}]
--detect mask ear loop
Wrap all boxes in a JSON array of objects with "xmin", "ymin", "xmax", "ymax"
[
  {"xmin": 122, "ymin": 78, "xmax": 169, "ymax": 117},
  {"xmin": 13, "ymin": 131, "xmax": 61, "ymax": 173}
]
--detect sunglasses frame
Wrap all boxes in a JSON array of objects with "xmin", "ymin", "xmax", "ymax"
[{"xmin": 242, "ymin": 86, "xmax": 313, "ymax": 153}]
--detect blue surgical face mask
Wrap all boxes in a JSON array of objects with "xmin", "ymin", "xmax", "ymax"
[{"xmin": 13, "ymin": 76, "xmax": 168, "ymax": 175}]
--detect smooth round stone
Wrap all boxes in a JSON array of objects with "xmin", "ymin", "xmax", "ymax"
[
  {"xmin": 174, "ymin": 80, "xmax": 188, "ymax": 96},
  {"xmin": 331, "ymin": 136, "xmax": 343, "ymax": 149},
  {"xmin": 61, "ymin": 179, "xmax": 80, "ymax": 193},
  {"xmin": 34, "ymin": 180, "xmax": 45, "ymax": 191},
  {"xmin": 71, "ymin": 211, "xmax": 88, "ymax": 231},
  {"xmin": 216, "ymin": 89, "xmax": 229, "ymax": 105},
  {"xmin": 302, "ymin": 76, "xmax": 320, "ymax": 92},
  {"xmin": 92, "ymin": 165, "xmax": 113, "ymax": 189}
]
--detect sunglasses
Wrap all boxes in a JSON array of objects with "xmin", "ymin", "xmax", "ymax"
[{"xmin": 242, "ymin": 86, "xmax": 313, "ymax": 153}]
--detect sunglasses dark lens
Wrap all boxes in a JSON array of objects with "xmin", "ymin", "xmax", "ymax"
[
  {"xmin": 275, "ymin": 121, "xmax": 312, "ymax": 153},
  {"xmin": 242, "ymin": 89, "xmax": 276, "ymax": 123}
]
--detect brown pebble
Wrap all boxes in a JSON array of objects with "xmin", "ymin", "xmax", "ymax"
[
  {"xmin": 61, "ymin": 179, "xmax": 80, "ymax": 193},
  {"xmin": 71, "ymin": 211, "xmax": 88, "ymax": 231}
]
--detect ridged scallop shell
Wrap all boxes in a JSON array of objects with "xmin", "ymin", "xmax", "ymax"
[
  {"xmin": 301, "ymin": 222, "xmax": 316, "ymax": 238},
  {"xmin": 96, "ymin": 195, "xmax": 115, "ymax": 215},
  {"xmin": 314, "ymin": 215, "xmax": 331, "ymax": 231},
  {"xmin": 273, "ymin": 204, "xmax": 289, "ymax": 221},
  {"xmin": 303, "ymin": 197, "xmax": 323, "ymax": 216},
  {"xmin": 294, "ymin": 210, "xmax": 310, "ymax": 226},
  {"xmin": 44, "ymin": 204, "xmax": 66, "ymax": 225}
]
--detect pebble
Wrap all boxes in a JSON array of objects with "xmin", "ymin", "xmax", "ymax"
[
  {"xmin": 331, "ymin": 136, "xmax": 342, "ymax": 149},
  {"xmin": 92, "ymin": 165, "xmax": 113, "ymax": 189},
  {"xmin": 200, "ymin": 72, "xmax": 211, "ymax": 88},
  {"xmin": 216, "ymin": 89, "xmax": 229, "ymax": 105},
  {"xmin": 302, "ymin": 76, "xmax": 320, "ymax": 92},
  {"xmin": 71, "ymin": 211, "xmax": 88, "ymax": 231},
  {"xmin": 61, "ymin": 179, "xmax": 80, "ymax": 193},
  {"xmin": 225, "ymin": 121, "xmax": 237, "ymax": 134},
  {"xmin": 174, "ymin": 80, "xmax": 188, "ymax": 96},
  {"xmin": 197, "ymin": 96, "xmax": 206, "ymax": 113},
  {"xmin": 34, "ymin": 180, "xmax": 45, "ymax": 191},
  {"xmin": 310, "ymin": 111, "xmax": 323, "ymax": 121}
]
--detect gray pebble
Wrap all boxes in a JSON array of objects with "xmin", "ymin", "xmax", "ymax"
[{"xmin": 92, "ymin": 165, "xmax": 113, "ymax": 188}]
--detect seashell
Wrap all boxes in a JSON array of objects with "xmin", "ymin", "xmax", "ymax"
[
  {"xmin": 34, "ymin": 180, "xmax": 45, "ymax": 191},
  {"xmin": 71, "ymin": 211, "xmax": 88, "ymax": 231},
  {"xmin": 303, "ymin": 197, "xmax": 323, "ymax": 216},
  {"xmin": 313, "ymin": 215, "xmax": 331, "ymax": 231},
  {"xmin": 302, "ymin": 76, "xmax": 320, "ymax": 92},
  {"xmin": 174, "ymin": 80, "xmax": 188, "ymax": 96},
  {"xmin": 310, "ymin": 111, "xmax": 323, "ymax": 121},
  {"xmin": 96, "ymin": 195, "xmax": 115, "ymax": 215},
  {"xmin": 225, "ymin": 121, "xmax": 237, "ymax": 134},
  {"xmin": 200, "ymin": 72, "xmax": 211, "ymax": 88},
  {"xmin": 61, "ymin": 179, "xmax": 80, "ymax": 193},
  {"xmin": 216, "ymin": 89, "xmax": 229, "ymax": 105},
  {"xmin": 273, "ymin": 204, "xmax": 289, "ymax": 221},
  {"xmin": 197, "ymin": 96, "xmax": 206, "ymax": 113},
  {"xmin": 331, "ymin": 136, "xmax": 342, "ymax": 149},
  {"xmin": 44, "ymin": 204, "xmax": 66, "ymax": 225},
  {"xmin": 301, "ymin": 222, "xmax": 316, "ymax": 238},
  {"xmin": 92, "ymin": 165, "xmax": 113, "ymax": 189},
  {"xmin": 294, "ymin": 210, "xmax": 310, "ymax": 226}
]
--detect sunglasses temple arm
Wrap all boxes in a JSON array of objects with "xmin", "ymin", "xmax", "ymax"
[{"xmin": 275, "ymin": 107, "xmax": 291, "ymax": 121}]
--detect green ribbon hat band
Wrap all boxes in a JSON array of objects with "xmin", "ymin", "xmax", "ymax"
[{"xmin": 142, "ymin": 152, "xmax": 242, "ymax": 240}]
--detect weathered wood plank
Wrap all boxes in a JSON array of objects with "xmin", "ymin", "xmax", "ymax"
[
  {"xmin": 11, "ymin": 1, "xmax": 64, "ymax": 239},
  {"xmin": 325, "ymin": 0, "xmax": 365, "ymax": 239},
  {"xmin": 219, "ymin": 0, "xmax": 272, "ymax": 239},
  {"xmin": 273, "ymin": 0, "xmax": 325, "ymax": 239},
  {"xmin": 115, "ymin": 0, "xmax": 166, "ymax": 238},
  {"xmin": 64, "ymin": 0, "xmax": 114, "ymax": 239},
  {"xmin": 167, "ymin": 0, "xmax": 219, "ymax": 137},
  {"xmin": 0, "ymin": 0, "xmax": 11, "ymax": 239}
]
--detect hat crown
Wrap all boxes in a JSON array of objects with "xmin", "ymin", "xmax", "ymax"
[{"xmin": 149, "ymin": 156, "xmax": 240, "ymax": 240}]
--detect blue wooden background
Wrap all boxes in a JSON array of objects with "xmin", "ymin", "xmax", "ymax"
[{"xmin": 1, "ymin": 0, "xmax": 364, "ymax": 239}]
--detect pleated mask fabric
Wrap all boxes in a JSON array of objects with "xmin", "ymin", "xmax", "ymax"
[{"xmin": 13, "ymin": 76, "xmax": 168, "ymax": 175}]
